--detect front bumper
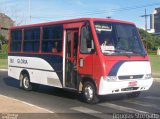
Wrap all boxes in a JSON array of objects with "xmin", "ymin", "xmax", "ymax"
[{"xmin": 98, "ymin": 78, "xmax": 153, "ymax": 95}]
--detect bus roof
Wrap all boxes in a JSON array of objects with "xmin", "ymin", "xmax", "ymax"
[{"xmin": 9, "ymin": 18, "xmax": 135, "ymax": 30}]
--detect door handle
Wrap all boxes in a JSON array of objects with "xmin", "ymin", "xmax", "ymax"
[{"xmin": 79, "ymin": 58, "xmax": 84, "ymax": 67}]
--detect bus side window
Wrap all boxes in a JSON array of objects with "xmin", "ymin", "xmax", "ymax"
[
  {"xmin": 42, "ymin": 25, "xmax": 63, "ymax": 53},
  {"xmin": 80, "ymin": 23, "xmax": 95, "ymax": 54},
  {"xmin": 52, "ymin": 41, "xmax": 58, "ymax": 53},
  {"xmin": 23, "ymin": 27, "xmax": 40, "ymax": 52},
  {"xmin": 10, "ymin": 29, "xmax": 22, "ymax": 52}
]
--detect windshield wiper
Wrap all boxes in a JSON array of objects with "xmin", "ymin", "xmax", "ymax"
[
  {"xmin": 115, "ymin": 48, "xmax": 133, "ymax": 54},
  {"xmin": 132, "ymin": 50, "xmax": 147, "ymax": 57},
  {"xmin": 112, "ymin": 49, "xmax": 132, "ymax": 58}
]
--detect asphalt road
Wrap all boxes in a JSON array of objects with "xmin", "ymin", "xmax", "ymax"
[{"xmin": 0, "ymin": 71, "xmax": 160, "ymax": 119}]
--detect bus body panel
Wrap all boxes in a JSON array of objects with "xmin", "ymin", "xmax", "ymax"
[
  {"xmin": 8, "ymin": 18, "xmax": 153, "ymax": 100},
  {"xmin": 98, "ymin": 60, "xmax": 153, "ymax": 95},
  {"xmin": 99, "ymin": 78, "xmax": 153, "ymax": 95},
  {"xmin": 8, "ymin": 55, "xmax": 63, "ymax": 88}
]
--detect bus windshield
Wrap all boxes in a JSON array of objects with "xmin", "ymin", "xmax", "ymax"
[{"xmin": 94, "ymin": 21, "xmax": 146, "ymax": 56}]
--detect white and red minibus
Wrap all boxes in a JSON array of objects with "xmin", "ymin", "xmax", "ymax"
[{"xmin": 8, "ymin": 18, "xmax": 153, "ymax": 104}]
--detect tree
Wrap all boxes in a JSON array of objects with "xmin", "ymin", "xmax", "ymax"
[
  {"xmin": 138, "ymin": 28, "xmax": 160, "ymax": 53},
  {"xmin": 139, "ymin": 29, "xmax": 153, "ymax": 50},
  {"xmin": 1, "ymin": 44, "xmax": 8, "ymax": 53},
  {"xmin": 153, "ymin": 36, "xmax": 160, "ymax": 50},
  {"xmin": 0, "ymin": 34, "xmax": 7, "ymax": 44},
  {"xmin": 0, "ymin": 34, "xmax": 7, "ymax": 52}
]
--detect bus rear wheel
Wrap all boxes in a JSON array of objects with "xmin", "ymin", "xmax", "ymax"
[
  {"xmin": 22, "ymin": 74, "xmax": 32, "ymax": 91},
  {"xmin": 82, "ymin": 81, "xmax": 99, "ymax": 104}
]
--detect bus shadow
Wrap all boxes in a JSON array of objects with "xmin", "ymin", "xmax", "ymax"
[
  {"xmin": 98, "ymin": 94, "xmax": 128, "ymax": 103},
  {"xmin": 3, "ymin": 77, "xmax": 146, "ymax": 103},
  {"xmin": 98, "ymin": 91, "xmax": 149, "ymax": 104},
  {"xmin": 3, "ymin": 76, "xmax": 79, "ymax": 100},
  {"xmin": 3, "ymin": 77, "xmax": 20, "ymax": 88},
  {"xmin": 36, "ymin": 85, "xmax": 79, "ymax": 100}
]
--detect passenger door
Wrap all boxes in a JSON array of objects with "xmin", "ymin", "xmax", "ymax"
[{"xmin": 65, "ymin": 30, "xmax": 79, "ymax": 88}]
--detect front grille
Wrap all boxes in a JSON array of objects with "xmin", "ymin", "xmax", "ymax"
[
  {"xmin": 118, "ymin": 75, "xmax": 143, "ymax": 80},
  {"xmin": 121, "ymin": 87, "xmax": 139, "ymax": 91}
]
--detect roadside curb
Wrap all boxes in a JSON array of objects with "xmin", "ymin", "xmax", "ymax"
[
  {"xmin": 0, "ymin": 69, "xmax": 8, "ymax": 71},
  {"xmin": 0, "ymin": 94, "xmax": 54, "ymax": 113},
  {"xmin": 154, "ymin": 78, "xmax": 160, "ymax": 82}
]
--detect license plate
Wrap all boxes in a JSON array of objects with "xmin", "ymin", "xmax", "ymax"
[{"xmin": 128, "ymin": 81, "xmax": 137, "ymax": 86}]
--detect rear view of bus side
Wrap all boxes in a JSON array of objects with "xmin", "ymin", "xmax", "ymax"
[{"xmin": 8, "ymin": 18, "xmax": 153, "ymax": 104}]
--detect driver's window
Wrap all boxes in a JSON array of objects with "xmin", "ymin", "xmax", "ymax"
[{"xmin": 80, "ymin": 23, "xmax": 94, "ymax": 54}]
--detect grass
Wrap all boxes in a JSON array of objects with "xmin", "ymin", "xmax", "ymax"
[
  {"xmin": 149, "ymin": 55, "xmax": 160, "ymax": 78},
  {"xmin": 0, "ymin": 58, "xmax": 8, "ymax": 69},
  {"xmin": 0, "ymin": 53, "xmax": 8, "ymax": 69}
]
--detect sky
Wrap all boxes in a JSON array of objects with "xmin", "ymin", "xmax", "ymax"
[{"xmin": 0, "ymin": 0, "xmax": 160, "ymax": 28}]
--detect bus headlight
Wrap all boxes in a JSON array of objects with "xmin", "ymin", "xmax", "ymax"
[
  {"xmin": 145, "ymin": 74, "xmax": 152, "ymax": 79},
  {"xmin": 103, "ymin": 76, "xmax": 117, "ymax": 81}
]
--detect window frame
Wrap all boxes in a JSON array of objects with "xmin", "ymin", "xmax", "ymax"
[
  {"xmin": 10, "ymin": 29, "xmax": 22, "ymax": 52},
  {"xmin": 80, "ymin": 23, "xmax": 95, "ymax": 54},
  {"xmin": 94, "ymin": 21, "xmax": 146, "ymax": 56},
  {"xmin": 41, "ymin": 24, "xmax": 63, "ymax": 54},
  {"xmin": 23, "ymin": 27, "xmax": 41, "ymax": 53}
]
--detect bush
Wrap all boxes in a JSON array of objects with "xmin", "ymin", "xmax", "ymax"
[
  {"xmin": 0, "ymin": 35, "xmax": 7, "ymax": 44},
  {"xmin": 0, "ymin": 53, "xmax": 7, "ymax": 59},
  {"xmin": 148, "ymin": 50, "xmax": 157, "ymax": 55},
  {"xmin": 2, "ymin": 44, "xmax": 8, "ymax": 53}
]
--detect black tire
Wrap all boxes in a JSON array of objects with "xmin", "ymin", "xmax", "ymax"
[
  {"xmin": 126, "ymin": 91, "xmax": 141, "ymax": 98},
  {"xmin": 22, "ymin": 73, "xmax": 32, "ymax": 91},
  {"xmin": 82, "ymin": 81, "xmax": 99, "ymax": 104}
]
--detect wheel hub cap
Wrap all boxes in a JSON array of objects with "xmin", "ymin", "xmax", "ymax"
[
  {"xmin": 85, "ymin": 85, "xmax": 93, "ymax": 101},
  {"xmin": 24, "ymin": 77, "xmax": 29, "ymax": 88}
]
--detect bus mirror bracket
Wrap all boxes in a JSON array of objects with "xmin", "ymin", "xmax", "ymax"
[{"xmin": 90, "ymin": 49, "xmax": 96, "ymax": 54}]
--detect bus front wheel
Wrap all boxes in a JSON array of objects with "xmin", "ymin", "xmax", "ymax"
[
  {"xmin": 22, "ymin": 74, "xmax": 32, "ymax": 91},
  {"xmin": 82, "ymin": 81, "xmax": 99, "ymax": 104}
]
